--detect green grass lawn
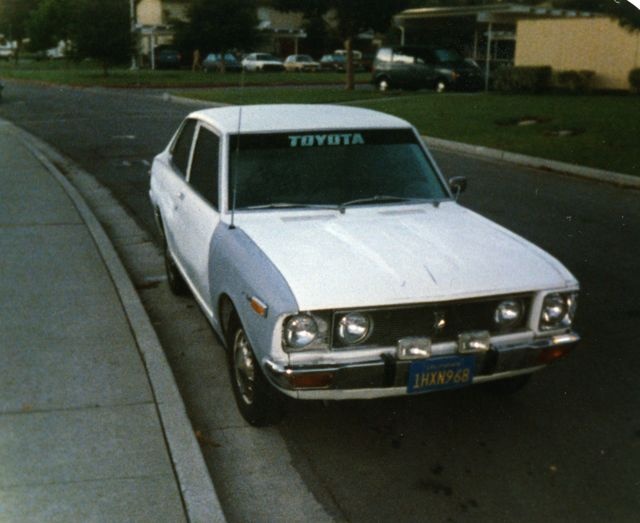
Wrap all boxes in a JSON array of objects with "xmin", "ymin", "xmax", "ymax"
[
  {"xmin": 178, "ymin": 86, "xmax": 389, "ymax": 105},
  {"xmin": 0, "ymin": 60, "xmax": 369, "ymax": 88},
  {"xmin": 357, "ymin": 92, "xmax": 640, "ymax": 177},
  {"xmin": 2, "ymin": 61, "xmax": 637, "ymax": 176},
  {"xmin": 184, "ymin": 87, "xmax": 638, "ymax": 177}
]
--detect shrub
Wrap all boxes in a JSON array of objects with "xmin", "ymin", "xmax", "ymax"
[
  {"xmin": 493, "ymin": 66, "xmax": 552, "ymax": 93},
  {"xmin": 555, "ymin": 70, "xmax": 595, "ymax": 93},
  {"xmin": 629, "ymin": 68, "xmax": 640, "ymax": 93}
]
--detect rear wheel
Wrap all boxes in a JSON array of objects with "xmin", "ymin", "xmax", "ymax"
[
  {"xmin": 227, "ymin": 318, "xmax": 285, "ymax": 426},
  {"xmin": 376, "ymin": 77, "xmax": 391, "ymax": 92},
  {"xmin": 163, "ymin": 240, "xmax": 189, "ymax": 296}
]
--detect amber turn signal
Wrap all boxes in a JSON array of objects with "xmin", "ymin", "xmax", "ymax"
[
  {"xmin": 537, "ymin": 345, "xmax": 574, "ymax": 364},
  {"xmin": 286, "ymin": 372, "xmax": 334, "ymax": 389}
]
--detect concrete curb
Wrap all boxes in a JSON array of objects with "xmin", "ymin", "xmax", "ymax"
[
  {"xmin": 424, "ymin": 136, "xmax": 640, "ymax": 189},
  {"xmin": 6, "ymin": 120, "xmax": 226, "ymax": 523}
]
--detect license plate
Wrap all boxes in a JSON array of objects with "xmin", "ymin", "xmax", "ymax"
[{"xmin": 407, "ymin": 355, "xmax": 475, "ymax": 394}]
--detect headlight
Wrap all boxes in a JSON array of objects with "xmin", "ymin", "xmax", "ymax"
[
  {"xmin": 336, "ymin": 312, "xmax": 372, "ymax": 345},
  {"xmin": 494, "ymin": 299, "xmax": 524, "ymax": 329},
  {"xmin": 284, "ymin": 314, "xmax": 318, "ymax": 348},
  {"xmin": 540, "ymin": 292, "xmax": 578, "ymax": 331}
]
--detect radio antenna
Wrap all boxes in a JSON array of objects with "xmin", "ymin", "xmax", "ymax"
[{"xmin": 230, "ymin": 68, "xmax": 246, "ymax": 230}]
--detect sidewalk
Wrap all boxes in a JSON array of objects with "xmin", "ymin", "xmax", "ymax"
[{"xmin": 0, "ymin": 121, "xmax": 223, "ymax": 521}]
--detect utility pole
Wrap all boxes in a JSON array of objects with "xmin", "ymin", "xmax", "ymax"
[{"xmin": 130, "ymin": 0, "xmax": 138, "ymax": 70}]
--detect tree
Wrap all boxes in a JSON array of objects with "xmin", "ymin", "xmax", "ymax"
[
  {"xmin": 174, "ymin": 0, "xmax": 259, "ymax": 71},
  {"xmin": 273, "ymin": 0, "xmax": 411, "ymax": 90},
  {"xmin": 71, "ymin": 0, "xmax": 132, "ymax": 75},
  {"xmin": 0, "ymin": 0, "xmax": 42, "ymax": 61},
  {"xmin": 27, "ymin": 0, "xmax": 74, "ymax": 53}
]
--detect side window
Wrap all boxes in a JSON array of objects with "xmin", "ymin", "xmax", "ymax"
[
  {"xmin": 376, "ymin": 48, "xmax": 392, "ymax": 63},
  {"xmin": 392, "ymin": 51, "xmax": 415, "ymax": 64},
  {"xmin": 188, "ymin": 126, "xmax": 220, "ymax": 208},
  {"xmin": 171, "ymin": 118, "xmax": 197, "ymax": 176}
]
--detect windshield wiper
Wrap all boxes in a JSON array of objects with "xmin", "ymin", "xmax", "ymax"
[
  {"xmin": 244, "ymin": 202, "xmax": 339, "ymax": 211},
  {"xmin": 338, "ymin": 195, "xmax": 433, "ymax": 213}
]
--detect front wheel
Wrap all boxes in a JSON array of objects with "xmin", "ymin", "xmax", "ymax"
[
  {"xmin": 435, "ymin": 79, "xmax": 448, "ymax": 93},
  {"xmin": 227, "ymin": 320, "xmax": 285, "ymax": 426}
]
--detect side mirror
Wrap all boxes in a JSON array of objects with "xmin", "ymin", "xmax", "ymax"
[{"xmin": 449, "ymin": 176, "xmax": 467, "ymax": 199}]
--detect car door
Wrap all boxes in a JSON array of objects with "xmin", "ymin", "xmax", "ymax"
[
  {"xmin": 391, "ymin": 49, "xmax": 420, "ymax": 88},
  {"xmin": 160, "ymin": 117, "xmax": 197, "ymax": 269},
  {"xmin": 419, "ymin": 49, "xmax": 440, "ymax": 88},
  {"xmin": 171, "ymin": 122, "xmax": 222, "ymax": 317}
]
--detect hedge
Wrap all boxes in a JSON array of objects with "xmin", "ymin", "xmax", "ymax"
[
  {"xmin": 629, "ymin": 68, "xmax": 640, "ymax": 93},
  {"xmin": 493, "ymin": 66, "xmax": 552, "ymax": 93},
  {"xmin": 554, "ymin": 70, "xmax": 595, "ymax": 94}
]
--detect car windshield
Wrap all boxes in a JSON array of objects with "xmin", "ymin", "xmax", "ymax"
[
  {"xmin": 296, "ymin": 55, "xmax": 312, "ymax": 62},
  {"xmin": 228, "ymin": 129, "xmax": 448, "ymax": 210},
  {"xmin": 256, "ymin": 54, "xmax": 277, "ymax": 61}
]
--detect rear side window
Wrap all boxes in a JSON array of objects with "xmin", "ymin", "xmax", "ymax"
[
  {"xmin": 188, "ymin": 127, "xmax": 220, "ymax": 207},
  {"xmin": 392, "ymin": 51, "xmax": 415, "ymax": 64},
  {"xmin": 171, "ymin": 119, "xmax": 197, "ymax": 177},
  {"xmin": 376, "ymin": 48, "xmax": 392, "ymax": 63}
]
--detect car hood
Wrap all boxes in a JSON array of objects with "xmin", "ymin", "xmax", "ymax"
[{"xmin": 234, "ymin": 202, "xmax": 577, "ymax": 311}]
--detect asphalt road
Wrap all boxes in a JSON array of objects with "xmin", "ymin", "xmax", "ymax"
[{"xmin": 1, "ymin": 81, "xmax": 639, "ymax": 522}]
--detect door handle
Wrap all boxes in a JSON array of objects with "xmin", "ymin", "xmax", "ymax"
[{"xmin": 178, "ymin": 192, "xmax": 185, "ymax": 201}]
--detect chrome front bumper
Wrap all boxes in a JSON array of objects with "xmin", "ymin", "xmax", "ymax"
[{"xmin": 264, "ymin": 332, "xmax": 580, "ymax": 400}]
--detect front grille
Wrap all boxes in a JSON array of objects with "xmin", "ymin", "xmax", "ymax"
[{"xmin": 331, "ymin": 295, "xmax": 531, "ymax": 349}]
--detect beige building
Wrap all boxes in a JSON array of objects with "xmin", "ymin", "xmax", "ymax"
[
  {"xmin": 137, "ymin": 0, "xmax": 188, "ymax": 26},
  {"xmin": 135, "ymin": 0, "xmax": 189, "ymax": 56},
  {"xmin": 395, "ymin": 4, "xmax": 640, "ymax": 91},
  {"xmin": 516, "ymin": 16, "xmax": 640, "ymax": 90}
]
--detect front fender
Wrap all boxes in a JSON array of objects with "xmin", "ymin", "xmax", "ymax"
[{"xmin": 209, "ymin": 224, "xmax": 299, "ymax": 366}]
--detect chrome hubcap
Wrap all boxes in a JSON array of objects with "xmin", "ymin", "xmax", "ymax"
[
  {"xmin": 234, "ymin": 330, "xmax": 256, "ymax": 405},
  {"xmin": 378, "ymin": 79, "xmax": 389, "ymax": 92}
]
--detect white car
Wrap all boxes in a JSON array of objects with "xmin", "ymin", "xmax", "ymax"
[
  {"xmin": 242, "ymin": 53, "xmax": 284, "ymax": 72},
  {"xmin": 149, "ymin": 104, "xmax": 580, "ymax": 426},
  {"xmin": 0, "ymin": 45, "xmax": 15, "ymax": 60},
  {"xmin": 284, "ymin": 54, "xmax": 320, "ymax": 72}
]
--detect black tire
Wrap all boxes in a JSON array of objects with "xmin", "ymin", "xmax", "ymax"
[
  {"xmin": 227, "ymin": 317, "xmax": 285, "ymax": 426},
  {"xmin": 163, "ymin": 240, "xmax": 189, "ymax": 296},
  {"xmin": 376, "ymin": 76, "xmax": 391, "ymax": 92},
  {"xmin": 435, "ymin": 79, "xmax": 448, "ymax": 93},
  {"xmin": 484, "ymin": 373, "xmax": 532, "ymax": 395}
]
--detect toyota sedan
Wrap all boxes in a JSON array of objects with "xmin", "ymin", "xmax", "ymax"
[{"xmin": 149, "ymin": 104, "xmax": 580, "ymax": 425}]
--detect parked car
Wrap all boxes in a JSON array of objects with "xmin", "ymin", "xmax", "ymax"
[
  {"xmin": 0, "ymin": 45, "xmax": 15, "ymax": 60},
  {"xmin": 202, "ymin": 53, "xmax": 242, "ymax": 73},
  {"xmin": 149, "ymin": 104, "xmax": 580, "ymax": 426},
  {"xmin": 319, "ymin": 54, "xmax": 346, "ymax": 72},
  {"xmin": 284, "ymin": 54, "xmax": 320, "ymax": 72},
  {"xmin": 372, "ymin": 46, "xmax": 483, "ymax": 92},
  {"xmin": 242, "ymin": 53, "xmax": 284, "ymax": 72},
  {"xmin": 334, "ymin": 49, "xmax": 363, "ymax": 61},
  {"xmin": 154, "ymin": 48, "xmax": 182, "ymax": 70},
  {"xmin": 334, "ymin": 49, "xmax": 372, "ymax": 71}
]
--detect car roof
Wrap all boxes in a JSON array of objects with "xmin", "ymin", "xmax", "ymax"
[{"xmin": 189, "ymin": 104, "xmax": 413, "ymax": 134}]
